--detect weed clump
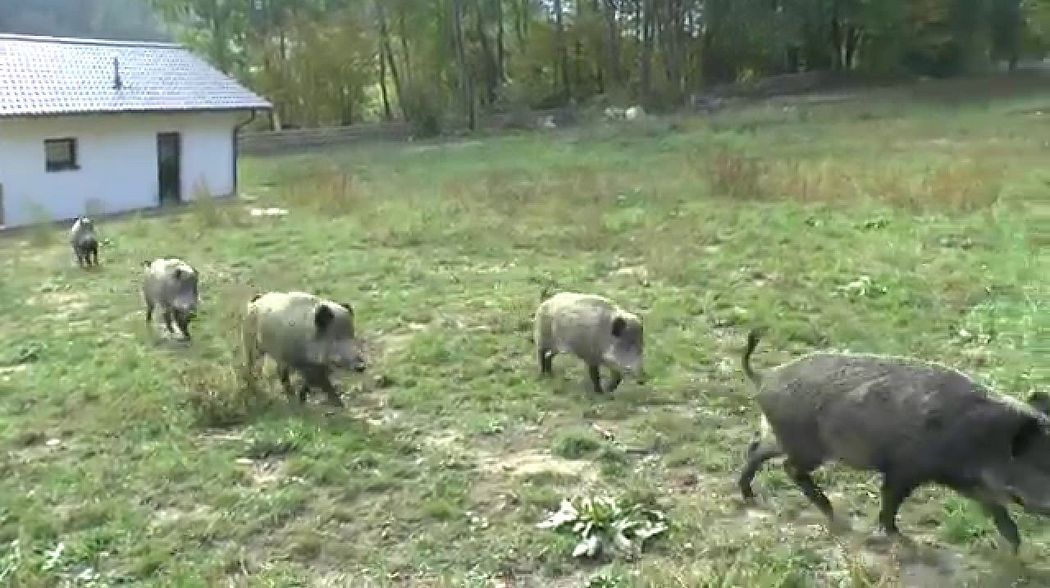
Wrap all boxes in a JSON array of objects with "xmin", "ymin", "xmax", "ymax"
[{"xmin": 182, "ymin": 363, "xmax": 267, "ymax": 428}]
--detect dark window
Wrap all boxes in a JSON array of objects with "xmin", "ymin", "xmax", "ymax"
[{"xmin": 45, "ymin": 138, "xmax": 78, "ymax": 172}]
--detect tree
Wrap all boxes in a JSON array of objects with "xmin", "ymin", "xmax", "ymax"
[{"xmin": 139, "ymin": 0, "xmax": 1050, "ymax": 129}]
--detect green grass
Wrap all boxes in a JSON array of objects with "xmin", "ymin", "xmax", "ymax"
[{"xmin": 2, "ymin": 86, "xmax": 1050, "ymax": 586}]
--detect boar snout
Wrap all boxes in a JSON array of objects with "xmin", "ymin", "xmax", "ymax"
[{"xmin": 329, "ymin": 341, "xmax": 367, "ymax": 373}]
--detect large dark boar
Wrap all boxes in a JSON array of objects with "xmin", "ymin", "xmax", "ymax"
[
  {"xmin": 242, "ymin": 291, "xmax": 366, "ymax": 408},
  {"xmin": 534, "ymin": 291, "xmax": 644, "ymax": 394},
  {"xmin": 737, "ymin": 328, "xmax": 1050, "ymax": 552},
  {"xmin": 69, "ymin": 216, "xmax": 99, "ymax": 268},
  {"xmin": 142, "ymin": 258, "xmax": 200, "ymax": 339}
]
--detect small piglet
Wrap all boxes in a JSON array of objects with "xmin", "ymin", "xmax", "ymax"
[
  {"xmin": 738, "ymin": 328, "xmax": 1050, "ymax": 552},
  {"xmin": 534, "ymin": 291, "xmax": 645, "ymax": 394},
  {"xmin": 69, "ymin": 217, "xmax": 99, "ymax": 267},
  {"xmin": 142, "ymin": 258, "xmax": 200, "ymax": 339},
  {"xmin": 241, "ymin": 291, "xmax": 366, "ymax": 407}
]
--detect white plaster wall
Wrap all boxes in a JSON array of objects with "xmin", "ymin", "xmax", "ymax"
[{"xmin": 0, "ymin": 110, "xmax": 250, "ymax": 228}]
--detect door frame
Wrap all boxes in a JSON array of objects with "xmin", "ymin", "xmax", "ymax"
[{"xmin": 157, "ymin": 132, "xmax": 182, "ymax": 206}]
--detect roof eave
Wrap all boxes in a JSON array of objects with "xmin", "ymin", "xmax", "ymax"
[{"xmin": 0, "ymin": 104, "xmax": 274, "ymax": 120}]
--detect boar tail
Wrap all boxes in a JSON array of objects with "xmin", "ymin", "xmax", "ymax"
[
  {"xmin": 539, "ymin": 286, "xmax": 553, "ymax": 303},
  {"xmin": 742, "ymin": 327, "xmax": 767, "ymax": 388}
]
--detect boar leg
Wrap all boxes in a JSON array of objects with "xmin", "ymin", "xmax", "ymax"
[
  {"xmin": 302, "ymin": 365, "xmax": 344, "ymax": 408},
  {"xmin": 739, "ymin": 438, "xmax": 784, "ymax": 500},
  {"xmin": 277, "ymin": 365, "xmax": 297, "ymax": 400},
  {"xmin": 162, "ymin": 309, "xmax": 175, "ymax": 333},
  {"xmin": 605, "ymin": 370, "xmax": 624, "ymax": 393},
  {"xmin": 876, "ymin": 474, "xmax": 920, "ymax": 537},
  {"xmin": 175, "ymin": 312, "xmax": 191, "ymax": 340},
  {"xmin": 145, "ymin": 301, "xmax": 154, "ymax": 323},
  {"xmin": 538, "ymin": 349, "xmax": 553, "ymax": 375},
  {"xmin": 587, "ymin": 365, "xmax": 603, "ymax": 394},
  {"xmin": 976, "ymin": 498, "xmax": 1021, "ymax": 553},
  {"xmin": 784, "ymin": 459, "xmax": 835, "ymax": 520},
  {"xmin": 318, "ymin": 377, "xmax": 344, "ymax": 408}
]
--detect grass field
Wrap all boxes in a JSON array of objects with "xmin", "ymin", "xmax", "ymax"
[{"xmin": 2, "ymin": 85, "xmax": 1050, "ymax": 586}]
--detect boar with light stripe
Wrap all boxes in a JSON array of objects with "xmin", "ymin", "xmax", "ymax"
[
  {"xmin": 242, "ymin": 291, "xmax": 366, "ymax": 407},
  {"xmin": 69, "ymin": 216, "xmax": 99, "ymax": 268},
  {"xmin": 142, "ymin": 258, "xmax": 199, "ymax": 339},
  {"xmin": 534, "ymin": 291, "xmax": 645, "ymax": 394},
  {"xmin": 738, "ymin": 328, "xmax": 1050, "ymax": 553}
]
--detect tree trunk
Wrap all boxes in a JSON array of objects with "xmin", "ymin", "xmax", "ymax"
[
  {"xmin": 397, "ymin": 7, "xmax": 414, "ymax": 85},
  {"xmin": 602, "ymin": 0, "xmax": 622, "ymax": 88},
  {"xmin": 376, "ymin": 1, "xmax": 406, "ymax": 119},
  {"xmin": 495, "ymin": 0, "xmax": 506, "ymax": 83},
  {"xmin": 451, "ymin": 0, "xmax": 476, "ymax": 129},
  {"xmin": 640, "ymin": 0, "xmax": 654, "ymax": 104},
  {"xmin": 378, "ymin": 45, "xmax": 393, "ymax": 120},
  {"xmin": 553, "ymin": 0, "xmax": 571, "ymax": 99},
  {"xmin": 341, "ymin": 84, "xmax": 353, "ymax": 126},
  {"xmin": 210, "ymin": 3, "xmax": 230, "ymax": 74},
  {"xmin": 514, "ymin": 0, "xmax": 529, "ymax": 46},
  {"xmin": 476, "ymin": 0, "xmax": 499, "ymax": 105}
]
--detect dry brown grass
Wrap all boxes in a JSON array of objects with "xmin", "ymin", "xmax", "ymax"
[
  {"xmin": 280, "ymin": 166, "xmax": 367, "ymax": 216},
  {"xmin": 702, "ymin": 146, "xmax": 1004, "ymax": 213},
  {"xmin": 706, "ymin": 149, "xmax": 769, "ymax": 201}
]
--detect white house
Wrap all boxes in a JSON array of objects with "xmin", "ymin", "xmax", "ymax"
[{"xmin": 0, "ymin": 33, "xmax": 271, "ymax": 229}]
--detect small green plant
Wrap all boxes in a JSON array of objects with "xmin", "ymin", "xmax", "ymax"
[
  {"xmin": 833, "ymin": 275, "xmax": 888, "ymax": 300},
  {"xmin": 585, "ymin": 573, "xmax": 627, "ymax": 588},
  {"xmin": 552, "ymin": 430, "xmax": 602, "ymax": 459},
  {"xmin": 536, "ymin": 495, "xmax": 668, "ymax": 560}
]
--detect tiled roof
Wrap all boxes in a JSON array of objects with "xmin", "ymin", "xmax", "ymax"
[{"xmin": 0, "ymin": 33, "xmax": 271, "ymax": 118}]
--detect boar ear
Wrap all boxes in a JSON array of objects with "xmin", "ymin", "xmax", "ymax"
[
  {"xmin": 314, "ymin": 304, "xmax": 335, "ymax": 332},
  {"xmin": 1028, "ymin": 391, "xmax": 1050, "ymax": 416},
  {"xmin": 142, "ymin": 260, "xmax": 151, "ymax": 268},
  {"xmin": 1011, "ymin": 416, "xmax": 1044, "ymax": 458},
  {"xmin": 341, "ymin": 302, "xmax": 354, "ymax": 315},
  {"xmin": 173, "ymin": 268, "xmax": 184, "ymax": 280},
  {"xmin": 250, "ymin": 293, "xmax": 263, "ymax": 303},
  {"xmin": 611, "ymin": 316, "xmax": 627, "ymax": 338}
]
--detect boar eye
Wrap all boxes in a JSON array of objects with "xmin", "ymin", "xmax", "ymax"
[
  {"xmin": 1011, "ymin": 417, "xmax": 1043, "ymax": 459},
  {"xmin": 314, "ymin": 304, "xmax": 335, "ymax": 332},
  {"xmin": 611, "ymin": 317, "xmax": 626, "ymax": 338},
  {"xmin": 173, "ymin": 268, "xmax": 184, "ymax": 280}
]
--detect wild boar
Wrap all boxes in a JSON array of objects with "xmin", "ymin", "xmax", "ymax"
[
  {"xmin": 69, "ymin": 216, "xmax": 99, "ymax": 267},
  {"xmin": 534, "ymin": 291, "xmax": 644, "ymax": 394},
  {"xmin": 241, "ymin": 291, "xmax": 366, "ymax": 407},
  {"xmin": 737, "ymin": 328, "xmax": 1050, "ymax": 553},
  {"xmin": 142, "ymin": 258, "xmax": 200, "ymax": 339}
]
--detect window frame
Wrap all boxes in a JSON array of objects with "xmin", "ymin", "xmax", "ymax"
[{"xmin": 44, "ymin": 137, "xmax": 79, "ymax": 172}]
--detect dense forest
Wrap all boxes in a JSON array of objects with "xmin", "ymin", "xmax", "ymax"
[
  {"xmin": 3, "ymin": 1, "xmax": 1050, "ymax": 132},
  {"xmin": 0, "ymin": 0, "xmax": 169, "ymax": 42}
]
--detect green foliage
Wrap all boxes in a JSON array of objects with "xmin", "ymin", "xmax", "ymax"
[
  {"xmin": 124, "ymin": 0, "xmax": 1050, "ymax": 129},
  {"xmin": 536, "ymin": 495, "xmax": 668, "ymax": 560}
]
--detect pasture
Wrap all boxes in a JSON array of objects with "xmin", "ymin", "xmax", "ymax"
[{"xmin": 1, "ymin": 87, "xmax": 1049, "ymax": 586}]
